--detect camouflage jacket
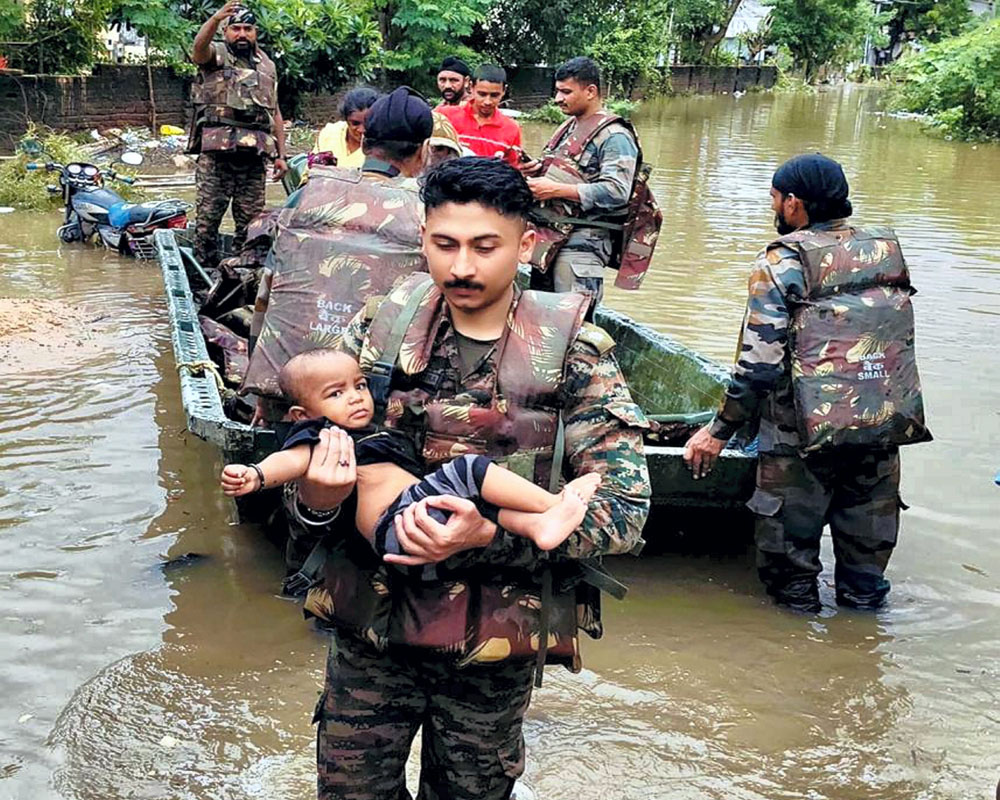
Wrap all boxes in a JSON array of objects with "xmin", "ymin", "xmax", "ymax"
[
  {"xmin": 544, "ymin": 113, "xmax": 638, "ymax": 220},
  {"xmin": 304, "ymin": 282, "xmax": 650, "ymax": 666},
  {"xmin": 188, "ymin": 42, "xmax": 278, "ymax": 157},
  {"xmin": 709, "ymin": 219, "xmax": 845, "ymax": 454},
  {"xmin": 539, "ymin": 113, "xmax": 639, "ymax": 259},
  {"xmin": 709, "ymin": 218, "xmax": 931, "ymax": 455},
  {"xmin": 342, "ymin": 287, "xmax": 651, "ymax": 563}
]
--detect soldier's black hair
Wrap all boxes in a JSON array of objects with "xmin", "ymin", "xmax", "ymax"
[
  {"xmin": 339, "ymin": 87, "xmax": 380, "ymax": 120},
  {"xmin": 420, "ymin": 157, "xmax": 533, "ymax": 222},
  {"xmin": 473, "ymin": 64, "xmax": 507, "ymax": 86},
  {"xmin": 554, "ymin": 57, "xmax": 601, "ymax": 93},
  {"xmin": 362, "ymin": 138, "xmax": 423, "ymax": 161}
]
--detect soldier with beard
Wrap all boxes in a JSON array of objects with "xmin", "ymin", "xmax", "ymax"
[
  {"xmin": 684, "ymin": 154, "xmax": 930, "ymax": 613},
  {"xmin": 435, "ymin": 56, "xmax": 471, "ymax": 109},
  {"xmin": 188, "ymin": 1, "xmax": 288, "ymax": 270}
]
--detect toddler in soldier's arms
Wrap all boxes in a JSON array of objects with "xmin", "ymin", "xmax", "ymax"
[{"xmin": 220, "ymin": 348, "xmax": 599, "ymax": 569}]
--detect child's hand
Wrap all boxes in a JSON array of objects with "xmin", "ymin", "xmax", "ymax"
[
  {"xmin": 221, "ymin": 464, "xmax": 260, "ymax": 496},
  {"xmin": 563, "ymin": 472, "xmax": 601, "ymax": 504}
]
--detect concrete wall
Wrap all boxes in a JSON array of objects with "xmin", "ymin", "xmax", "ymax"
[
  {"xmin": 0, "ymin": 63, "xmax": 778, "ymax": 151},
  {"xmin": 665, "ymin": 65, "xmax": 777, "ymax": 95}
]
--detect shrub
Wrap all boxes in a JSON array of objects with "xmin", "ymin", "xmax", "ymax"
[{"xmin": 887, "ymin": 18, "xmax": 1000, "ymax": 140}]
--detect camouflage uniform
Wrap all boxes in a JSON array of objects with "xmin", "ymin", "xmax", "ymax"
[
  {"xmin": 316, "ymin": 631, "xmax": 534, "ymax": 800},
  {"xmin": 188, "ymin": 42, "xmax": 278, "ymax": 271},
  {"xmin": 242, "ymin": 160, "xmax": 425, "ymax": 399},
  {"xmin": 303, "ymin": 277, "xmax": 651, "ymax": 799},
  {"xmin": 194, "ymin": 151, "xmax": 267, "ymax": 270},
  {"xmin": 709, "ymin": 220, "xmax": 909, "ymax": 611},
  {"xmin": 530, "ymin": 114, "xmax": 639, "ymax": 308}
]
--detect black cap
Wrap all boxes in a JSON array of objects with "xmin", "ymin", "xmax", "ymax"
[
  {"xmin": 364, "ymin": 86, "xmax": 433, "ymax": 144},
  {"xmin": 439, "ymin": 56, "xmax": 471, "ymax": 78}
]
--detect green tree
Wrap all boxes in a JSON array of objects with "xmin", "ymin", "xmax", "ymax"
[
  {"xmin": 768, "ymin": 0, "xmax": 891, "ymax": 80},
  {"xmin": 108, "ymin": 0, "xmax": 197, "ymax": 67},
  {"xmin": 3, "ymin": 0, "xmax": 113, "ymax": 73},
  {"xmin": 470, "ymin": 0, "xmax": 667, "ymax": 86},
  {"xmin": 586, "ymin": 0, "xmax": 670, "ymax": 92},
  {"xmin": 254, "ymin": 0, "xmax": 380, "ymax": 96},
  {"xmin": 670, "ymin": 0, "xmax": 745, "ymax": 62},
  {"xmin": 881, "ymin": 0, "xmax": 970, "ymax": 62},
  {"xmin": 110, "ymin": 0, "xmax": 381, "ymax": 108},
  {"xmin": 375, "ymin": 0, "xmax": 490, "ymax": 75},
  {"xmin": 888, "ymin": 17, "xmax": 1000, "ymax": 140},
  {"xmin": 0, "ymin": 0, "xmax": 24, "ymax": 40}
]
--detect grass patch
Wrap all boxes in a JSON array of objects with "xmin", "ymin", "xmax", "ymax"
[{"xmin": 0, "ymin": 125, "xmax": 145, "ymax": 210}]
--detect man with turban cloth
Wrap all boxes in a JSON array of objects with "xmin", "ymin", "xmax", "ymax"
[
  {"xmin": 684, "ymin": 153, "xmax": 930, "ymax": 613},
  {"xmin": 436, "ymin": 55, "xmax": 472, "ymax": 108},
  {"xmin": 189, "ymin": 1, "xmax": 288, "ymax": 270}
]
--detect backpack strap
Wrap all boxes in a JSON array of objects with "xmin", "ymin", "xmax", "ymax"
[{"xmin": 368, "ymin": 278, "xmax": 436, "ymax": 420}]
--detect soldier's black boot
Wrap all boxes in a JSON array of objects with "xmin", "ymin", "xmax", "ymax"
[
  {"xmin": 762, "ymin": 572, "xmax": 822, "ymax": 614},
  {"xmin": 835, "ymin": 563, "xmax": 890, "ymax": 610}
]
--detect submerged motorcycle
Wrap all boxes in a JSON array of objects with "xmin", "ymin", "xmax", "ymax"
[{"xmin": 25, "ymin": 147, "xmax": 190, "ymax": 259}]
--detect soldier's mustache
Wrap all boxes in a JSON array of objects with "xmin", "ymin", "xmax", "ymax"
[{"xmin": 444, "ymin": 279, "xmax": 485, "ymax": 291}]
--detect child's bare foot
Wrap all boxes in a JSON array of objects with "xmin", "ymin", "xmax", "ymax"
[
  {"xmin": 526, "ymin": 490, "xmax": 588, "ymax": 551},
  {"xmin": 563, "ymin": 472, "xmax": 601, "ymax": 504}
]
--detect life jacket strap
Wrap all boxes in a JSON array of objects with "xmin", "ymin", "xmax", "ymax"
[{"xmin": 369, "ymin": 277, "xmax": 436, "ymax": 419}]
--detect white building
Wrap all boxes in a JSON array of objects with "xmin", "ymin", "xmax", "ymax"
[
  {"xmin": 103, "ymin": 24, "xmax": 148, "ymax": 64},
  {"xmin": 722, "ymin": 0, "xmax": 772, "ymax": 63}
]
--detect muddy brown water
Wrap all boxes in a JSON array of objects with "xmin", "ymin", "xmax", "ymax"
[{"xmin": 2, "ymin": 86, "xmax": 999, "ymax": 799}]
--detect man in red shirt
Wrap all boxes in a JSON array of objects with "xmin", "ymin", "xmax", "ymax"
[{"xmin": 439, "ymin": 64, "xmax": 523, "ymax": 166}]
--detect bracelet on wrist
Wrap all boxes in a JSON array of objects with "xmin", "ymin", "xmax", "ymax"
[
  {"xmin": 295, "ymin": 500, "xmax": 341, "ymax": 527},
  {"xmin": 248, "ymin": 463, "xmax": 265, "ymax": 492}
]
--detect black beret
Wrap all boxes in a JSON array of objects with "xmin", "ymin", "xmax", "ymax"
[
  {"xmin": 439, "ymin": 56, "xmax": 471, "ymax": 78},
  {"xmin": 364, "ymin": 86, "xmax": 433, "ymax": 144}
]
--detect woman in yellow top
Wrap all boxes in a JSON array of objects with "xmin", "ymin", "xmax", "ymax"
[{"xmin": 313, "ymin": 87, "xmax": 380, "ymax": 169}]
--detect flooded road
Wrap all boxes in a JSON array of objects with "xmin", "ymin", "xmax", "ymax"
[{"xmin": 2, "ymin": 86, "xmax": 999, "ymax": 799}]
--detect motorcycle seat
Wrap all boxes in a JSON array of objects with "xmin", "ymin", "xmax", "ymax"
[{"xmin": 108, "ymin": 201, "xmax": 184, "ymax": 228}]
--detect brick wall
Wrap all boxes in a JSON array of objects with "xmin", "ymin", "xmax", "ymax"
[{"xmin": 0, "ymin": 64, "xmax": 191, "ymax": 150}]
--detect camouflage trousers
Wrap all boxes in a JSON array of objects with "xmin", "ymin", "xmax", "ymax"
[
  {"xmin": 194, "ymin": 150, "xmax": 267, "ymax": 270},
  {"xmin": 748, "ymin": 449, "xmax": 902, "ymax": 612},
  {"xmin": 315, "ymin": 631, "xmax": 534, "ymax": 800}
]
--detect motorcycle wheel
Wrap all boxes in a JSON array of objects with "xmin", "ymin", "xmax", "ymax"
[{"xmin": 58, "ymin": 223, "xmax": 82, "ymax": 243}]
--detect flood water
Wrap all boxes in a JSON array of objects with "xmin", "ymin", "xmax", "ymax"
[{"xmin": 2, "ymin": 86, "xmax": 999, "ymax": 799}]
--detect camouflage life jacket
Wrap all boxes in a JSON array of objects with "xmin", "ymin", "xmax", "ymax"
[
  {"xmin": 776, "ymin": 225, "xmax": 931, "ymax": 453},
  {"xmin": 312, "ymin": 273, "xmax": 602, "ymax": 672},
  {"xmin": 241, "ymin": 165, "xmax": 426, "ymax": 397},
  {"xmin": 530, "ymin": 112, "xmax": 662, "ymax": 291},
  {"xmin": 187, "ymin": 43, "xmax": 278, "ymax": 157}
]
